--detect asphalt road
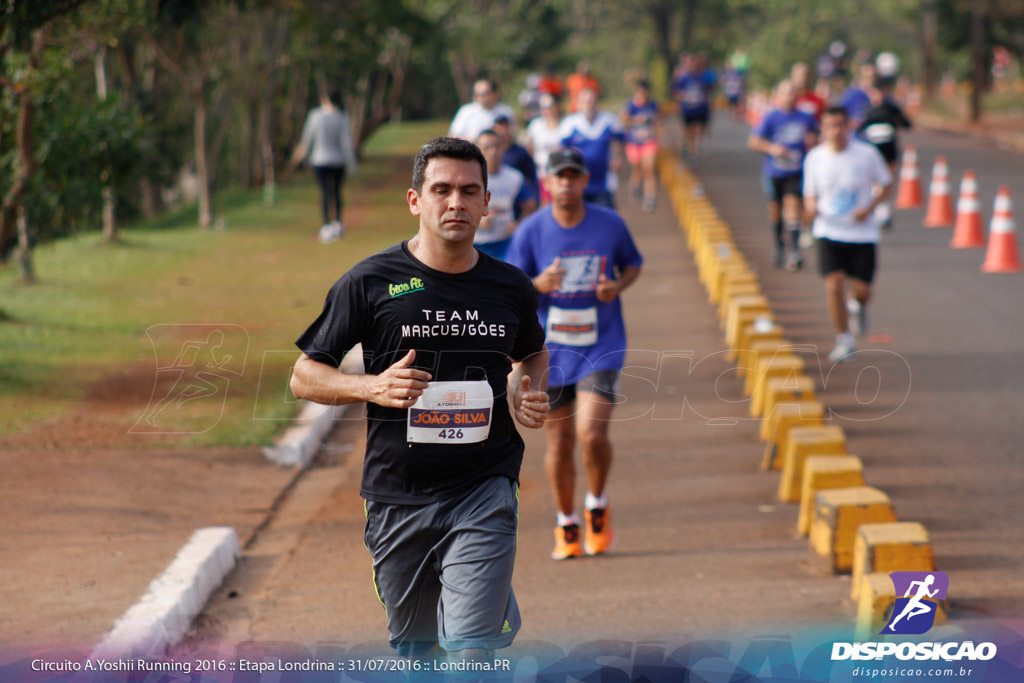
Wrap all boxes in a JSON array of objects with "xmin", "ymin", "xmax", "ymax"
[
  {"xmin": 186, "ymin": 115, "xmax": 1024, "ymax": 664},
  {"xmin": 697, "ymin": 115, "xmax": 1024, "ymax": 632}
]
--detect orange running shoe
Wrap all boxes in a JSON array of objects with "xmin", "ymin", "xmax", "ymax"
[
  {"xmin": 551, "ymin": 523, "xmax": 583, "ymax": 560},
  {"xmin": 584, "ymin": 506, "xmax": 615, "ymax": 555}
]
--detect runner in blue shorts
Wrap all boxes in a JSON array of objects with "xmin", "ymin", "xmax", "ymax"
[
  {"xmin": 749, "ymin": 79, "xmax": 818, "ymax": 270},
  {"xmin": 507, "ymin": 147, "xmax": 643, "ymax": 561}
]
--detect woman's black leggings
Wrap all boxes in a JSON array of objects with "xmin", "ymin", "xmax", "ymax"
[{"xmin": 314, "ymin": 165, "xmax": 346, "ymax": 224}]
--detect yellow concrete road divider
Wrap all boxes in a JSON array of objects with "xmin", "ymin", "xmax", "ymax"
[
  {"xmin": 756, "ymin": 375, "xmax": 817, "ymax": 429},
  {"xmin": 777, "ymin": 425, "xmax": 847, "ymax": 502},
  {"xmin": 742, "ymin": 350, "xmax": 801, "ymax": 399},
  {"xmin": 810, "ymin": 486, "xmax": 896, "ymax": 573},
  {"xmin": 658, "ymin": 145, "xmax": 935, "ymax": 634},
  {"xmin": 798, "ymin": 455, "xmax": 866, "ymax": 535},
  {"xmin": 689, "ymin": 212, "xmax": 727, "ymax": 251},
  {"xmin": 725, "ymin": 297, "xmax": 771, "ymax": 352},
  {"xmin": 851, "ymin": 522, "xmax": 935, "ymax": 601},
  {"xmin": 718, "ymin": 272, "xmax": 761, "ymax": 319},
  {"xmin": 683, "ymin": 198, "xmax": 716, "ymax": 233},
  {"xmin": 690, "ymin": 225, "xmax": 731, "ymax": 255},
  {"xmin": 709, "ymin": 258, "xmax": 753, "ymax": 307},
  {"xmin": 724, "ymin": 294, "xmax": 770, "ymax": 344},
  {"xmin": 692, "ymin": 224, "xmax": 732, "ymax": 261},
  {"xmin": 760, "ymin": 400, "xmax": 825, "ymax": 470},
  {"xmin": 720, "ymin": 283, "xmax": 762, "ymax": 319},
  {"xmin": 698, "ymin": 240, "xmax": 740, "ymax": 286},
  {"xmin": 855, "ymin": 572, "xmax": 947, "ymax": 640},
  {"xmin": 736, "ymin": 334, "xmax": 789, "ymax": 375},
  {"xmin": 709, "ymin": 262, "xmax": 751, "ymax": 310}
]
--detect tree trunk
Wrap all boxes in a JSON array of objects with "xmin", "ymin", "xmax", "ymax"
[
  {"xmin": 969, "ymin": 0, "xmax": 985, "ymax": 122},
  {"xmin": 258, "ymin": 12, "xmax": 288, "ymax": 207},
  {"xmin": 921, "ymin": 0, "xmax": 939, "ymax": 99},
  {"xmin": 139, "ymin": 178, "xmax": 163, "ymax": 218},
  {"xmin": 102, "ymin": 188, "xmax": 117, "ymax": 241},
  {"xmin": 260, "ymin": 104, "xmax": 276, "ymax": 207},
  {"xmin": 450, "ymin": 56, "xmax": 471, "ymax": 105},
  {"xmin": 119, "ymin": 40, "xmax": 164, "ymax": 218},
  {"xmin": 0, "ymin": 32, "xmax": 42, "ymax": 261},
  {"xmin": 239, "ymin": 101, "xmax": 254, "ymax": 187},
  {"xmin": 343, "ymin": 73, "xmax": 371, "ymax": 151},
  {"xmin": 194, "ymin": 92, "xmax": 214, "ymax": 228},
  {"xmin": 357, "ymin": 37, "xmax": 412, "ymax": 148},
  {"xmin": 681, "ymin": 0, "xmax": 700, "ymax": 53},
  {"xmin": 16, "ymin": 206, "xmax": 35, "ymax": 283},
  {"xmin": 648, "ymin": 0, "xmax": 676, "ymax": 76},
  {"xmin": 96, "ymin": 46, "xmax": 118, "ymax": 242}
]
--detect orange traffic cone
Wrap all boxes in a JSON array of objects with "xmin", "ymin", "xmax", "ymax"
[
  {"xmin": 923, "ymin": 155, "xmax": 954, "ymax": 227},
  {"xmin": 894, "ymin": 145, "xmax": 923, "ymax": 209},
  {"xmin": 951, "ymin": 170, "xmax": 985, "ymax": 248},
  {"xmin": 981, "ymin": 186, "xmax": 1022, "ymax": 273}
]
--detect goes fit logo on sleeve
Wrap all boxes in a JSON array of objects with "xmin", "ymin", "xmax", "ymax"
[{"xmin": 388, "ymin": 277, "xmax": 426, "ymax": 298}]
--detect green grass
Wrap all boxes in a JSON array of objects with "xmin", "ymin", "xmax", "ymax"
[
  {"xmin": 980, "ymin": 89, "xmax": 1024, "ymax": 116},
  {"xmin": 922, "ymin": 86, "xmax": 1024, "ymax": 120},
  {"xmin": 0, "ymin": 119, "xmax": 448, "ymax": 445}
]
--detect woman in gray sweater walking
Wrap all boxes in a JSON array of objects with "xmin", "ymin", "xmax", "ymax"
[{"xmin": 291, "ymin": 89, "xmax": 358, "ymax": 243}]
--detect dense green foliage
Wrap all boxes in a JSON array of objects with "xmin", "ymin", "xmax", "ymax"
[{"xmin": 2, "ymin": 0, "xmax": 1021, "ymax": 257}]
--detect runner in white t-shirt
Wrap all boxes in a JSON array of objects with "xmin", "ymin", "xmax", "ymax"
[
  {"xmin": 525, "ymin": 93, "xmax": 564, "ymax": 205},
  {"xmin": 803, "ymin": 105, "xmax": 893, "ymax": 363},
  {"xmin": 449, "ymin": 79, "xmax": 517, "ymax": 142},
  {"xmin": 475, "ymin": 129, "xmax": 537, "ymax": 260}
]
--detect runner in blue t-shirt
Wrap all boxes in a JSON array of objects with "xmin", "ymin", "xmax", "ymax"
[
  {"xmin": 839, "ymin": 62, "xmax": 877, "ymax": 128},
  {"xmin": 558, "ymin": 88, "xmax": 625, "ymax": 209},
  {"xmin": 721, "ymin": 61, "xmax": 746, "ymax": 119},
  {"xmin": 506, "ymin": 147, "xmax": 642, "ymax": 562},
  {"xmin": 672, "ymin": 53, "xmax": 716, "ymax": 166},
  {"xmin": 621, "ymin": 79, "xmax": 660, "ymax": 212},
  {"xmin": 748, "ymin": 80, "xmax": 819, "ymax": 270}
]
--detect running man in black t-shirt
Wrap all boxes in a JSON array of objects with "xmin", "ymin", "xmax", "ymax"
[
  {"xmin": 290, "ymin": 137, "xmax": 550, "ymax": 659},
  {"xmin": 856, "ymin": 78, "xmax": 911, "ymax": 230}
]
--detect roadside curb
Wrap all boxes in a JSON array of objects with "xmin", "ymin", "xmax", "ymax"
[
  {"xmin": 261, "ymin": 348, "xmax": 365, "ymax": 468},
  {"xmin": 89, "ymin": 527, "xmax": 241, "ymax": 660},
  {"xmin": 261, "ymin": 401, "xmax": 345, "ymax": 467},
  {"xmin": 91, "ymin": 350, "xmax": 367, "ymax": 659}
]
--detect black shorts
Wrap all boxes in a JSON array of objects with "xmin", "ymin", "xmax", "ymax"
[
  {"xmin": 682, "ymin": 110, "xmax": 709, "ymax": 126},
  {"xmin": 548, "ymin": 369, "xmax": 621, "ymax": 413},
  {"xmin": 871, "ymin": 142, "xmax": 899, "ymax": 164},
  {"xmin": 770, "ymin": 174, "xmax": 803, "ymax": 202},
  {"xmin": 817, "ymin": 238, "xmax": 877, "ymax": 283}
]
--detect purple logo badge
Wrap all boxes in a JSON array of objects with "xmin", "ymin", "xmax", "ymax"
[{"xmin": 882, "ymin": 571, "xmax": 949, "ymax": 635}]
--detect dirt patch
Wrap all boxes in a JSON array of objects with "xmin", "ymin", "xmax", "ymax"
[
  {"xmin": 0, "ymin": 153, "xmax": 419, "ymax": 657},
  {"xmin": 0, "ymin": 362, "xmax": 169, "ymax": 450}
]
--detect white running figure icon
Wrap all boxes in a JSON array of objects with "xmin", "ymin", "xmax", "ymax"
[
  {"xmin": 143, "ymin": 330, "xmax": 233, "ymax": 427},
  {"xmin": 887, "ymin": 574, "xmax": 940, "ymax": 632}
]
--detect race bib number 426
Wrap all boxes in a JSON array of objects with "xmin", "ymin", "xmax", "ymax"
[{"xmin": 407, "ymin": 381, "xmax": 493, "ymax": 444}]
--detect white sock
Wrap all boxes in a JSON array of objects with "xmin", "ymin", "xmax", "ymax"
[
  {"xmin": 557, "ymin": 511, "xmax": 580, "ymax": 527},
  {"xmin": 836, "ymin": 332, "xmax": 855, "ymax": 347},
  {"xmin": 585, "ymin": 492, "xmax": 608, "ymax": 510}
]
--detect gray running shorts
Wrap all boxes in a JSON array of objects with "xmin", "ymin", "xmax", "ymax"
[
  {"xmin": 548, "ymin": 369, "xmax": 622, "ymax": 413},
  {"xmin": 363, "ymin": 475, "xmax": 521, "ymax": 655}
]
